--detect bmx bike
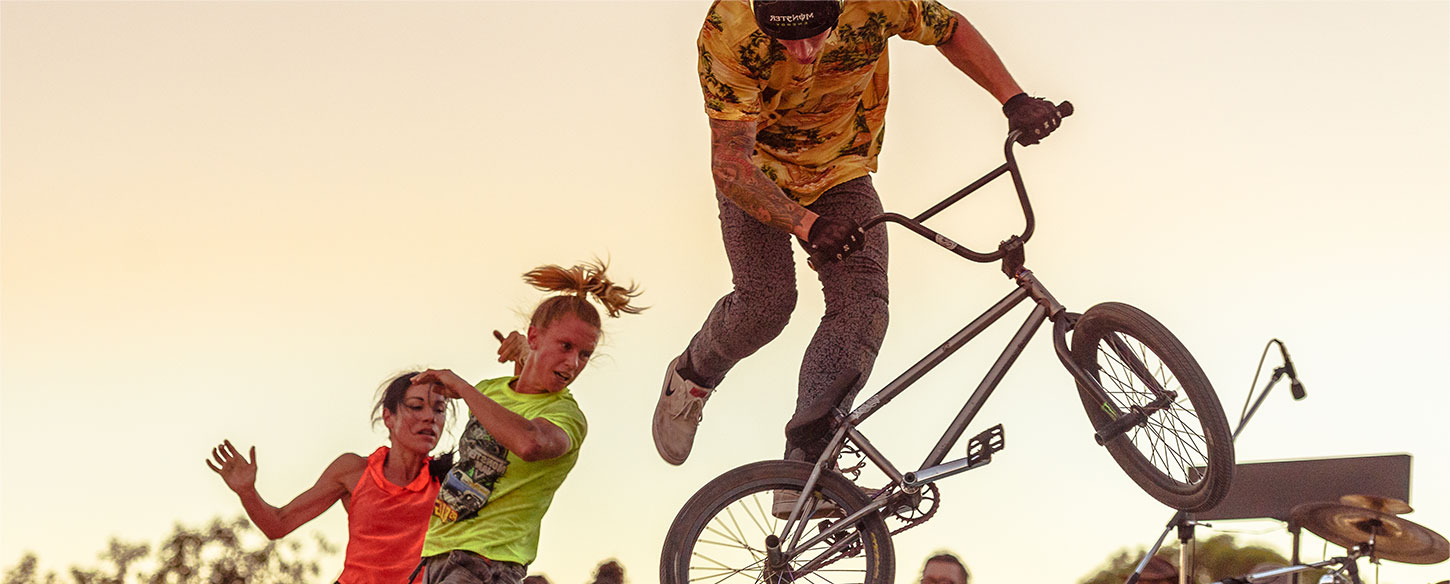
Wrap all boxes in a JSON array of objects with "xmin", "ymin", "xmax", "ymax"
[{"xmin": 660, "ymin": 103, "xmax": 1236, "ymax": 584}]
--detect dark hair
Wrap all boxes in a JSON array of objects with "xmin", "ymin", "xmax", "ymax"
[
  {"xmin": 589, "ymin": 559, "xmax": 624, "ymax": 584},
  {"xmin": 428, "ymin": 451, "xmax": 455, "ymax": 483},
  {"xmin": 923, "ymin": 553, "xmax": 970, "ymax": 584},
  {"xmin": 372, "ymin": 371, "xmax": 456, "ymax": 446},
  {"xmin": 1141, "ymin": 556, "xmax": 1177, "ymax": 580},
  {"xmin": 372, "ymin": 371, "xmax": 457, "ymax": 482},
  {"xmin": 371, "ymin": 371, "xmax": 421, "ymax": 427},
  {"xmin": 524, "ymin": 260, "xmax": 644, "ymax": 333}
]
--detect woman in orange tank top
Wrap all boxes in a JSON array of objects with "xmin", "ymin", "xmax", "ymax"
[{"xmin": 206, "ymin": 370, "xmax": 468, "ymax": 583}]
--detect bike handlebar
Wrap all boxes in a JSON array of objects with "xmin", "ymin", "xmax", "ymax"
[{"xmin": 862, "ymin": 101, "xmax": 1073, "ymax": 266}]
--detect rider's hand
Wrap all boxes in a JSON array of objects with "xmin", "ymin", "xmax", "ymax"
[
  {"xmin": 805, "ymin": 214, "xmax": 865, "ymax": 263},
  {"xmin": 207, "ymin": 440, "xmax": 258, "ymax": 495},
  {"xmin": 1002, "ymin": 93, "xmax": 1061, "ymax": 146}
]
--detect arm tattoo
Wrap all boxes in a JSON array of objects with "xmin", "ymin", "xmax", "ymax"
[{"xmin": 709, "ymin": 118, "xmax": 809, "ymax": 236}]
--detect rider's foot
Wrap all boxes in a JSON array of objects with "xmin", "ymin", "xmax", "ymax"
[
  {"xmin": 652, "ymin": 354, "xmax": 714, "ymax": 465},
  {"xmin": 771, "ymin": 489, "xmax": 844, "ymax": 519},
  {"xmin": 772, "ymin": 446, "xmax": 845, "ymax": 519}
]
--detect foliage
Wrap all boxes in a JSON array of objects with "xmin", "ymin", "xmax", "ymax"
[
  {"xmin": 1079, "ymin": 534, "xmax": 1325, "ymax": 584},
  {"xmin": 3, "ymin": 516, "xmax": 335, "ymax": 584}
]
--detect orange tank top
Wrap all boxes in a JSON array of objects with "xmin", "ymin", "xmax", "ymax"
[{"xmin": 337, "ymin": 446, "xmax": 439, "ymax": 584}]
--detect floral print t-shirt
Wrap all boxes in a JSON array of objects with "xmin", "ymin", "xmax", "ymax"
[{"xmin": 698, "ymin": 0, "xmax": 958, "ymax": 204}]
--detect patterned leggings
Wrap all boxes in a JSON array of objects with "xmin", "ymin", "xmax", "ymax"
[
  {"xmin": 419, "ymin": 551, "xmax": 527, "ymax": 584},
  {"xmin": 684, "ymin": 175, "xmax": 889, "ymax": 457}
]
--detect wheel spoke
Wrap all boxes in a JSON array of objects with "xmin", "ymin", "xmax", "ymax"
[
  {"xmin": 1147, "ymin": 410, "xmax": 1207, "ymax": 456},
  {"xmin": 705, "ymin": 514, "xmax": 750, "ymax": 550},
  {"xmin": 673, "ymin": 465, "xmax": 883, "ymax": 584},
  {"xmin": 745, "ymin": 492, "xmax": 773, "ymax": 537},
  {"xmin": 688, "ymin": 551, "xmax": 765, "ymax": 583},
  {"xmin": 1097, "ymin": 333, "xmax": 1213, "ymax": 484},
  {"xmin": 1070, "ymin": 304, "xmax": 1231, "ymax": 512},
  {"xmin": 1140, "ymin": 416, "xmax": 1193, "ymax": 479}
]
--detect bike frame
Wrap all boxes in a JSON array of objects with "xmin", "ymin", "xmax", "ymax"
[{"xmin": 772, "ymin": 130, "xmax": 1169, "ymax": 567}]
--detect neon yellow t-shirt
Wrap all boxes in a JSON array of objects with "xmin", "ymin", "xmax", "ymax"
[
  {"xmin": 698, "ymin": 0, "xmax": 959, "ymax": 204},
  {"xmin": 422, "ymin": 376, "xmax": 587, "ymax": 565}
]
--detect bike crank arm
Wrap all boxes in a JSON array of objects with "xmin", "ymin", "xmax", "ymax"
[{"xmin": 903, "ymin": 424, "xmax": 1005, "ymax": 489}]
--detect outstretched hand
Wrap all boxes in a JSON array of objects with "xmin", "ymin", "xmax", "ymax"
[{"xmin": 207, "ymin": 440, "xmax": 258, "ymax": 494}]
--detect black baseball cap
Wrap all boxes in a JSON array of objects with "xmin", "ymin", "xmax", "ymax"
[{"xmin": 752, "ymin": 0, "xmax": 842, "ymax": 40}]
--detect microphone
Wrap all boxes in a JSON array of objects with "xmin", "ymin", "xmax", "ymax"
[{"xmin": 1275, "ymin": 340, "xmax": 1307, "ymax": 400}]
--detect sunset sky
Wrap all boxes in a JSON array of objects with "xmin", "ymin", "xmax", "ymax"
[{"xmin": 3, "ymin": 1, "xmax": 1447, "ymax": 583}]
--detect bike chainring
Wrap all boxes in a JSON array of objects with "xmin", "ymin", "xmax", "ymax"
[
  {"xmin": 886, "ymin": 483, "xmax": 941, "ymax": 535},
  {"xmin": 786, "ymin": 482, "xmax": 942, "ymax": 577}
]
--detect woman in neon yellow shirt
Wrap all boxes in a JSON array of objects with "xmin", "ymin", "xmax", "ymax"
[{"xmin": 414, "ymin": 260, "xmax": 643, "ymax": 584}]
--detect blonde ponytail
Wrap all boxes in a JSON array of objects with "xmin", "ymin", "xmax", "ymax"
[{"xmin": 524, "ymin": 259, "xmax": 644, "ymax": 329}]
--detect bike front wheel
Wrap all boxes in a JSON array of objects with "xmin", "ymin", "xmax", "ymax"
[
  {"xmin": 660, "ymin": 460, "xmax": 895, "ymax": 584},
  {"xmin": 1071, "ymin": 302, "xmax": 1234, "ymax": 512}
]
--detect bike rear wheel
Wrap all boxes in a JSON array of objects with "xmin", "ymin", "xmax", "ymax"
[
  {"xmin": 660, "ymin": 460, "xmax": 894, "ymax": 584},
  {"xmin": 1071, "ymin": 302, "xmax": 1234, "ymax": 511}
]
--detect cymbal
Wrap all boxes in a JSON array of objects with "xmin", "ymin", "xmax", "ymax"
[
  {"xmin": 1340, "ymin": 493, "xmax": 1414, "ymax": 515},
  {"xmin": 1291, "ymin": 502, "xmax": 1449, "ymax": 565}
]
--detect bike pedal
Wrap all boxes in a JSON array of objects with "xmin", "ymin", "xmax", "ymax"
[{"xmin": 966, "ymin": 424, "xmax": 1005, "ymax": 466}]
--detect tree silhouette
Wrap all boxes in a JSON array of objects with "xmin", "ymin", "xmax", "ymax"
[
  {"xmin": 4, "ymin": 516, "xmax": 335, "ymax": 584},
  {"xmin": 1079, "ymin": 534, "xmax": 1325, "ymax": 584}
]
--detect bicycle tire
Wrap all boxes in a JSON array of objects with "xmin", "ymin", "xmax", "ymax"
[
  {"xmin": 660, "ymin": 460, "xmax": 894, "ymax": 584},
  {"xmin": 1071, "ymin": 302, "xmax": 1234, "ymax": 512}
]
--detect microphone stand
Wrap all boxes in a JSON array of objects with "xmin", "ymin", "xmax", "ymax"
[{"xmin": 1124, "ymin": 361, "xmax": 1290, "ymax": 584}]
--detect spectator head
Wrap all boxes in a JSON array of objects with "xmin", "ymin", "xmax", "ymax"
[
  {"xmin": 590, "ymin": 559, "xmax": 624, "ymax": 584},
  {"xmin": 1140, "ymin": 556, "xmax": 1178, "ymax": 584},
  {"xmin": 921, "ymin": 552, "xmax": 970, "ymax": 584}
]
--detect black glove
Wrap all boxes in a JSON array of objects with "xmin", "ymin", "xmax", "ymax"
[
  {"xmin": 1003, "ymin": 93, "xmax": 1061, "ymax": 146},
  {"xmin": 805, "ymin": 214, "xmax": 865, "ymax": 263}
]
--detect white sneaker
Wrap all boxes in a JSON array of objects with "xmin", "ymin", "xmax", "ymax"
[{"xmin": 652, "ymin": 355, "xmax": 714, "ymax": 465}]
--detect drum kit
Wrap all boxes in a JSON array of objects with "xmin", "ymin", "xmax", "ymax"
[
  {"xmin": 1137, "ymin": 341, "xmax": 1447, "ymax": 584},
  {"xmin": 1221, "ymin": 494, "xmax": 1448, "ymax": 584}
]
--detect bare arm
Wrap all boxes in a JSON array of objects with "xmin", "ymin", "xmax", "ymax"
[
  {"xmin": 709, "ymin": 117, "xmax": 817, "ymax": 239},
  {"xmin": 935, "ymin": 11, "xmax": 1024, "ymax": 104},
  {"xmin": 415, "ymin": 370, "xmax": 572, "ymax": 462},
  {"xmin": 207, "ymin": 442, "xmax": 357, "ymax": 540}
]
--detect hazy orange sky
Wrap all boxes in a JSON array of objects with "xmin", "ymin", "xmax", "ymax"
[{"xmin": 3, "ymin": 2, "xmax": 1448, "ymax": 583}]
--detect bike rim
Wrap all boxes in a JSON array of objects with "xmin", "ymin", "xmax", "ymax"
[{"xmin": 686, "ymin": 489, "xmax": 873, "ymax": 584}]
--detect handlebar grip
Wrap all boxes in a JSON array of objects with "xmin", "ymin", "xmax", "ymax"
[{"xmin": 1057, "ymin": 101, "xmax": 1073, "ymax": 117}]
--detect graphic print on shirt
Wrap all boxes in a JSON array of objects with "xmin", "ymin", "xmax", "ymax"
[{"xmin": 433, "ymin": 418, "xmax": 510, "ymax": 523}]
